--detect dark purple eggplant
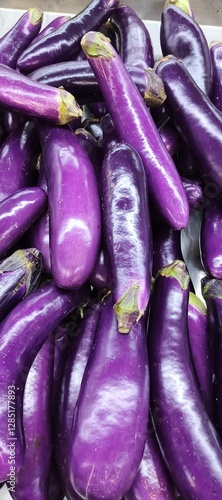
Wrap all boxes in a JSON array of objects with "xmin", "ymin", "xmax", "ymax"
[
  {"xmin": 0, "ymin": 8, "xmax": 43, "ymax": 69},
  {"xmin": 3, "ymin": 111, "xmax": 25, "ymax": 135},
  {"xmin": 176, "ymin": 145, "xmax": 198, "ymax": 177},
  {"xmin": 27, "ymin": 210, "xmax": 51, "ymax": 277},
  {"xmin": 87, "ymin": 101, "xmax": 107, "ymax": 118},
  {"xmin": 8, "ymin": 336, "xmax": 54, "ymax": 499},
  {"xmin": 68, "ymin": 295, "xmax": 149, "ymax": 499},
  {"xmin": 37, "ymin": 122, "xmax": 101, "ymax": 289},
  {"xmin": 0, "ymin": 248, "xmax": 42, "ymax": 321},
  {"xmin": 152, "ymin": 222, "xmax": 183, "ymax": 277},
  {"xmin": 17, "ymin": 0, "xmax": 120, "ymax": 73},
  {"xmin": 100, "ymin": 112, "xmax": 119, "ymax": 153},
  {"xmin": 148, "ymin": 260, "xmax": 222, "ymax": 498},
  {"xmin": 0, "ymin": 280, "xmax": 89, "ymax": 482},
  {"xmin": 210, "ymin": 42, "xmax": 222, "ymax": 112},
  {"xmin": 75, "ymin": 127, "xmax": 103, "ymax": 178},
  {"xmin": 81, "ymin": 32, "xmax": 189, "ymax": 230},
  {"xmin": 160, "ymin": 4, "xmax": 212, "ymax": 95},
  {"xmin": 158, "ymin": 117, "xmax": 181, "ymax": 156},
  {"xmin": 181, "ymin": 176, "xmax": 203, "ymax": 210},
  {"xmin": 88, "ymin": 247, "xmax": 111, "ymax": 290},
  {"xmin": 110, "ymin": 4, "xmax": 154, "ymax": 68},
  {"xmin": 200, "ymin": 198, "xmax": 222, "ymax": 278},
  {"xmin": 0, "ymin": 187, "xmax": 47, "ymax": 260},
  {"xmin": 0, "ymin": 64, "xmax": 81, "ymax": 125},
  {"xmin": 101, "ymin": 141, "xmax": 152, "ymax": 333},
  {"xmin": 0, "ymin": 121, "xmax": 40, "ymax": 202},
  {"xmin": 99, "ymin": 19, "xmax": 120, "ymax": 53},
  {"xmin": 155, "ymin": 55, "xmax": 222, "ymax": 196}
]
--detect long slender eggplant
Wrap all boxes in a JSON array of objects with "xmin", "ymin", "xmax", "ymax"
[
  {"xmin": 0, "ymin": 248, "xmax": 42, "ymax": 321},
  {"xmin": 0, "ymin": 121, "xmax": 40, "ymax": 202},
  {"xmin": 158, "ymin": 117, "xmax": 181, "ymax": 156},
  {"xmin": 110, "ymin": 4, "xmax": 154, "ymax": 68},
  {"xmin": 0, "ymin": 8, "xmax": 43, "ymax": 69},
  {"xmin": 69, "ymin": 295, "xmax": 149, "ymax": 499},
  {"xmin": 160, "ymin": 5, "xmax": 212, "ymax": 94},
  {"xmin": 27, "ymin": 210, "xmax": 51, "ymax": 276},
  {"xmin": 75, "ymin": 127, "xmax": 103, "ymax": 179},
  {"xmin": 101, "ymin": 141, "xmax": 152, "ymax": 333},
  {"xmin": 210, "ymin": 42, "xmax": 222, "ymax": 112},
  {"xmin": 81, "ymin": 32, "xmax": 189, "ymax": 230},
  {"xmin": 8, "ymin": 336, "xmax": 54, "ymax": 499},
  {"xmin": 0, "ymin": 187, "xmax": 47, "ymax": 260},
  {"xmin": 155, "ymin": 56, "xmax": 222, "ymax": 195},
  {"xmin": 148, "ymin": 260, "xmax": 222, "ymax": 499},
  {"xmin": 88, "ymin": 248, "xmax": 111, "ymax": 290},
  {"xmin": 37, "ymin": 122, "xmax": 101, "ymax": 289},
  {"xmin": 30, "ymin": 15, "xmax": 71, "ymax": 46},
  {"xmin": 200, "ymin": 199, "xmax": 222, "ymax": 278},
  {"xmin": 0, "ymin": 280, "xmax": 89, "ymax": 482},
  {"xmin": 0, "ymin": 64, "xmax": 82, "ymax": 125},
  {"xmin": 188, "ymin": 291, "xmax": 213, "ymax": 415},
  {"xmin": 17, "ymin": 0, "xmax": 120, "ymax": 73},
  {"xmin": 152, "ymin": 222, "xmax": 183, "ymax": 277}
]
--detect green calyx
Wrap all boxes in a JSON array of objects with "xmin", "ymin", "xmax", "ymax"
[
  {"xmin": 29, "ymin": 8, "xmax": 43, "ymax": 25},
  {"xmin": 157, "ymin": 260, "xmax": 190, "ymax": 290},
  {"xmin": 81, "ymin": 31, "xmax": 115, "ymax": 60},
  {"xmin": 201, "ymin": 277, "xmax": 222, "ymax": 300},
  {"xmin": 114, "ymin": 283, "xmax": 142, "ymax": 334},
  {"xmin": 164, "ymin": 0, "xmax": 192, "ymax": 16},
  {"xmin": 189, "ymin": 292, "xmax": 206, "ymax": 315}
]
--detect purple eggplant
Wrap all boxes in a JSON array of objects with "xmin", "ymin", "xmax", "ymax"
[
  {"xmin": 175, "ymin": 145, "xmax": 198, "ymax": 177},
  {"xmin": 0, "ymin": 248, "xmax": 42, "ymax": 321},
  {"xmin": 0, "ymin": 187, "xmax": 47, "ymax": 260},
  {"xmin": 0, "ymin": 280, "xmax": 89, "ymax": 482},
  {"xmin": 37, "ymin": 122, "xmax": 101, "ymax": 289},
  {"xmin": 87, "ymin": 101, "xmax": 107, "ymax": 118},
  {"xmin": 27, "ymin": 210, "xmax": 51, "ymax": 276},
  {"xmin": 164, "ymin": 0, "xmax": 194, "ymax": 16},
  {"xmin": 155, "ymin": 56, "xmax": 222, "ymax": 196},
  {"xmin": 30, "ymin": 15, "xmax": 71, "ymax": 46},
  {"xmin": 210, "ymin": 42, "xmax": 222, "ymax": 112},
  {"xmin": 200, "ymin": 199, "xmax": 222, "ymax": 279},
  {"xmin": 75, "ymin": 127, "xmax": 103, "ymax": 179},
  {"xmin": 8, "ymin": 336, "xmax": 54, "ymax": 499},
  {"xmin": 100, "ymin": 112, "xmax": 119, "ymax": 153},
  {"xmin": 81, "ymin": 32, "xmax": 189, "ymax": 230},
  {"xmin": 148, "ymin": 260, "xmax": 222, "ymax": 498},
  {"xmin": 160, "ymin": 5, "xmax": 212, "ymax": 95},
  {"xmin": 152, "ymin": 222, "xmax": 183, "ymax": 277},
  {"xmin": 0, "ymin": 64, "xmax": 81, "ymax": 125},
  {"xmin": 0, "ymin": 8, "xmax": 43, "ymax": 69},
  {"xmin": 158, "ymin": 117, "xmax": 181, "ymax": 156},
  {"xmin": 17, "ymin": 0, "xmax": 120, "ymax": 73},
  {"xmin": 99, "ymin": 19, "xmax": 120, "ymax": 53},
  {"xmin": 68, "ymin": 295, "xmax": 149, "ymax": 499},
  {"xmin": 0, "ymin": 121, "xmax": 40, "ymax": 202},
  {"xmin": 110, "ymin": 4, "xmax": 154, "ymax": 68},
  {"xmin": 181, "ymin": 176, "xmax": 203, "ymax": 210},
  {"xmin": 3, "ymin": 111, "xmax": 25, "ymax": 135},
  {"xmin": 101, "ymin": 141, "xmax": 152, "ymax": 333},
  {"xmin": 188, "ymin": 291, "xmax": 213, "ymax": 415},
  {"xmin": 88, "ymin": 248, "xmax": 111, "ymax": 290}
]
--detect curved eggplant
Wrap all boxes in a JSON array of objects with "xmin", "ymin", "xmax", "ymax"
[
  {"xmin": 101, "ymin": 141, "xmax": 152, "ymax": 333},
  {"xmin": 30, "ymin": 15, "xmax": 71, "ymax": 46},
  {"xmin": 210, "ymin": 42, "xmax": 222, "ymax": 112},
  {"xmin": 81, "ymin": 32, "xmax": 189, "ymax": 230},
  {"xmin": 200, "ymin": 199, "xmax": 222, "ymax": 279},
  {"xmin": 37, "ymin": 122, "xmax": 101, "ymax": 289},
  {"xmin": 148, "ymin": 260, "xmax": 222, "ymax": 499},
  {"xmin": 0, "ymin": 280, "xmax": 89, "ymax": 482},
  {"xmin": 160, "ymin": 4, "xmax": 212, "ymax": 94},
  {"xmin": 152, "ymin": 222, "xmax": 183, "ymax": 277},
  {"xmin": 17, "ymin": 0, "xmax": 120, "ymax": 73},
  {"xmin": 68, "ymin": 295, "xmax": 149, "ymax": 499}
]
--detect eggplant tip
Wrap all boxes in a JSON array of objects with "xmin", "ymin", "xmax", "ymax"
[{"xmin": 81, "ymin": 31, "xmax": 115, "ymax": 60}]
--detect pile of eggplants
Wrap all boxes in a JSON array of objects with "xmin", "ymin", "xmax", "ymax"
[{"xmin": 1, "ymin": 0, "xmax": 222, "ymax": 498}]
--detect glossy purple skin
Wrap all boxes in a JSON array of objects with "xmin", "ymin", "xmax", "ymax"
[
  {"xmin": 188, "ymin": 292, "xmax": 213, "ymax": 415},
  {"xmin": 0, "ymin": 9, "xmax": 42, "ymax": 69},
  {"xmin": 155, "ymin": 56, "xmax": 222, "ymax": 195},
  {"xmin": 52, "ymin": 323, "xmax": 72, "ymax": 409},
  {"xmin": 0, "ymin": 248, "xmax": 42, "ymax": 321},
  {"xmin": 17, "ymin": 0, "xmax": 120, "ymax": 73},
  {"xmin": 152, "ymin": 223, "xmax": 183, "ymax": 277},
  {"xmin": 3, "ymin": 111, "xmax": 25, "ymax": 134},
  {"xmin": 55, "ymin": 303, "xmax": 99, "ymax": 499},
  {"xmin": 210, "ymin": 42, "xmax": 222, "ymax": 112},
  {"xmin": 38, "ymin": 123, "xmax": 101, "ymax": 289},
  {"xmin": 101, "ymin": 142, "xmax": 152, "ymax": 332},
  {"xmin": 75, "ymin": 128, "xmax": 103, "ymax": 180},
  {"xmin": 69, "ymin": 296, "xmax": 149, "ymax": 500},
  {"xmin": 0, "ymin": 121, "xmax": 40, "ymax": 202},
  {"xmin": 0, "ymin": 187, "xmax": 47, "ymax": 260},
  {"xmin": 181, "ymin": 177, "xmax": 203, "ymax": 210},
  {"xmin": 0, "ymin": 280, "xmax": 89, "ymax": 482},
  {"xmin": 89, "ymin": 248, "xmax": 111, "ymax": 290},
  {"xmin": 28, "ymin": 210, "xmax": 51, "ymax": 276},
  {"xmin": 200, "ymin": 199, "xmax": 222, "ymax": 278},
  {"xmin": 158, "ymin": 118, "xmax": 180, "ymax": 156},
  {"xmin": 148, "ymin": 262, "xmax": 222, "ymax": 499},
  {"xmin": 110, "ymin": 4, "xmax": 154, "ymax": 68},
  {"xmin": 30, "ymin": 15, "xmax": 70, "ymax": 46},
  {"xmin": 160, "ymin": 5, "xmax": 212, "ymax": 95},
  {"xmin": 125, "ymin": 430, "xmax": 174, "ymax": 500},
  {"xmin": 9, "ymin": 336, "xmax": 54, "ymax": 499},
  {"xmin": 82, "ymin": 32, "xmax": 189, "ymax": 230}
]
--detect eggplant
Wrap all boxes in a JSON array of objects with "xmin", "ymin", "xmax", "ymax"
[
  {"xmin": 110, "ymin": 4, "xmax": 154, "ymax": 68},
  {"xmin": 3, "ymin": 111, "xmax": 25, "ymax": 135},
  {"xmin": 88, "ymin": 248, "xmax": 111, "ymax": 290},
  {"xmin": 17, "ymin": 0, "xmax": 120, "ymax": 73},
  {"xmin": 160, "ymin": 4, "xmax": 212, "ymax": 95},
  {"xmin": 200, "ymin": 199, "xmax": 222, "ymax": 279},
  {"xmin": 81, "ymin": 32, "xmax": 189, "ymax": 230},
  {"xmin": 181, "ymin": 176, "xmax": 203, "ymax": 210},
  {"xmin": 175, "ymin": 145, "xmax": 198, "ymax": 177},
  {"xmin": 152, "ymin": 222, "xmax": 183, "ymax": 277},
  {"xmin": 0, "ymin": 120, "xmax": 40, "ymax": 202},
  {"xmin": 75, "ymin": 127, "xmax": 103, "ymax": 179},
  {"xmin": 0, "ymin": 8, "xmax": 43, "ymax": 69},
  {"xmin": 164, "ymin": 0, "xmax": 194, "ymax": 16},
  {"xmin": 30, "ymin": 15, "xmax": 71, "ymax": 46},
  {"xmin": 148, "ymin": 260, "xmax": 222, "ymax": 498},
  {"xmin": 100, "ymin": 112, "xmax": 119, "ymax": 153},
  {"xmin": 101, "ymin": 141, "xmax": 152, "ymax": 333},
  {"xmin": 0, "ymin": 64, "xmax": 82, "ymax": 125},
  {"xmin": 155, "ymin": 56, "xmax": 222, "ymax": 196},
  {"xmin": 27, "ymin": 210, "xmax": 51, "ymax": 277},
  {"xmin": 210, "ymin": 42, "xmax": 222, "ymax": 112},
  {"xmin": 37, "ymin": 122, "xmax": 101, "ymax": 289},
  {"xmin": 68, "ymin": 295, "xmax": 149, "ymax": 499},
  {"xmin": 0, "ymin": 187, "xmax": 47, "ymax": 260},
  {"xmin": 8, "ymin": 336, "xmax": 54, "ymax": 499},
  {"xmin": 0, "ymin": 280, "xmax": 89, "ymax": 482},
  {"xmin": 0, "ymin": 248, "xmax": 42, "ymax": 321},
  {"xmin": 99, "ymin": 19, "xmax": 120, "ymax": 53},
  {"xmin": 158, "ymin": 117, "xmax": 181, "ymax": 156},
  {"xmin": 188, "ymin": 291, "xmax": 213, "ymax": 415}
]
